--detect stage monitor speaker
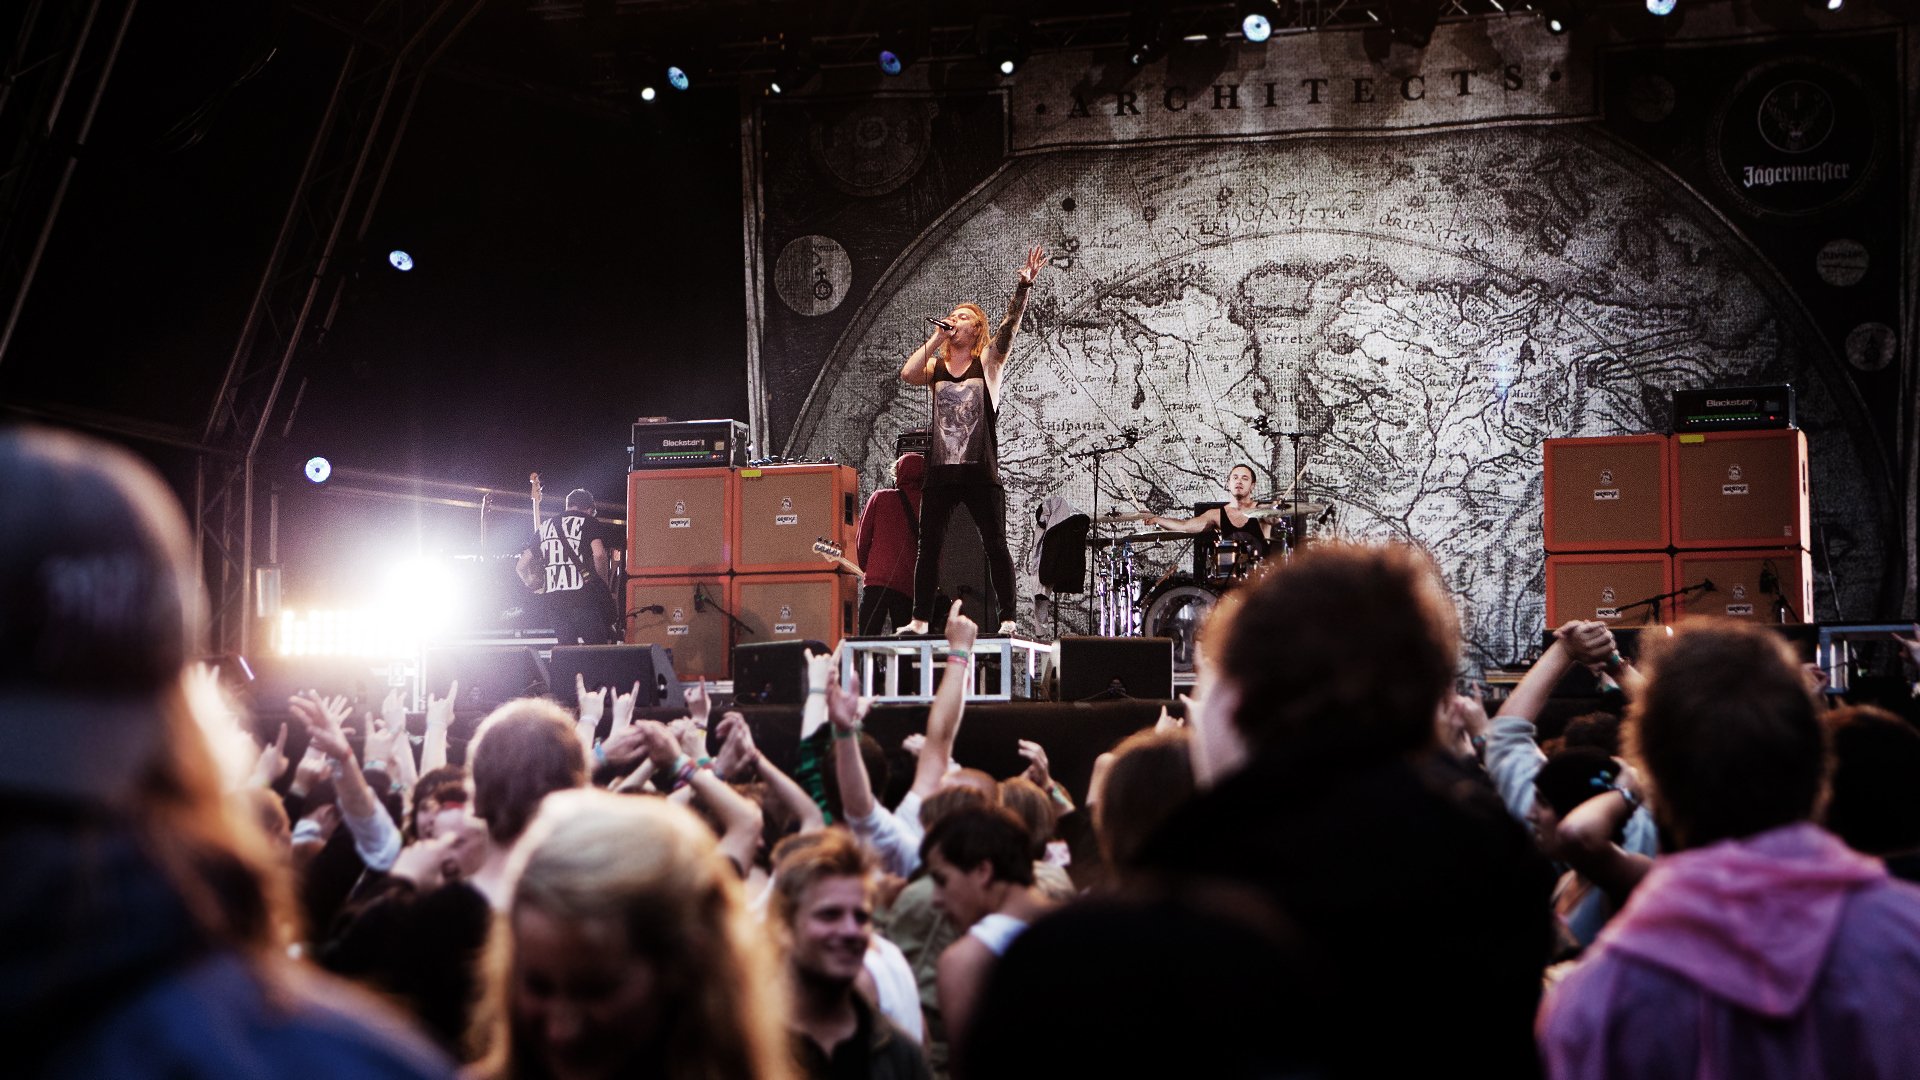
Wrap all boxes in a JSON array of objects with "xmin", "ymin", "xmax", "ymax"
[
  {"xmin": 1670, "ymin": 429, "xmax": 1809, "ymax": 550},
  {"xmin": 733, "ymin": 464, "xmax": 859, "ymax": 574},
  {"xmin": 1544, "ymin": 553, "xmax": 1672, "ymax": 628},
  {"xmin": 732, "ymin": 572, "xmax": 857, "ymax": 653},
  {"xmin": 550, "ymin": 644, "xmax": 681, "ymax": 712},
  {"xmin": 241, "ymin": 655, "xmax": 387, "ymax": 725},
  {"xmin": 626, "ymin": 467, "xmax": 733, "ymax": 575},
  {"xmin": 1541, "ymin": 435, "xmax": 1670, "ymax": 552},
  {"xmin": 732, "ymin": 640, "xmax": 830, "ymax": 705},
  {"xmin": 421, "ymin": 645, "xmax": 548, "ymax": 718},
  {"xmin": 1672, "ymin": 548, "xmax": 1813, "ymax": 625},
  {"xmin": 625, "ymin": 577, "xmax": 732, "ymax": 681},
  {"xmin": 1052, "ymin": 636, "xmax": 1174, "ymax": 702}
]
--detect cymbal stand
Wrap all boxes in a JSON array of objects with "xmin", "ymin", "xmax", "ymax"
[{"xmin": 1068, "ymin": 429, "xmax": 1140, "ymax": 627}]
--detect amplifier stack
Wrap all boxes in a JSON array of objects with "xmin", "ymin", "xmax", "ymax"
[
  {"xmin": 623, "ymin": 422, "xmax": 859, "ymax": 680},
  {"xmin": 1542, "ymin": 420, "xmax": 1811, "ymax": 631}
]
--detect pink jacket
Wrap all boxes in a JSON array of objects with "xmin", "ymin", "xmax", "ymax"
[{"xmin": 1539, "ymin": 823, "xmax": 1920, "ymax": 1079}]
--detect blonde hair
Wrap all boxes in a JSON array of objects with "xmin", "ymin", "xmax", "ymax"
[
  {"xmin": 930, "ymin": 302, "xmax": 991, "ymax": 373},
  {"xmin": 473, "ymin": 789, "xmax": 796, "ymax": 1079}
]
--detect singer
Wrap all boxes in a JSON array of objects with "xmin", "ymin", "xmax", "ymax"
[{"xmin": 895, "ymin": 244, "xmax": 1048, "ymax": 636}]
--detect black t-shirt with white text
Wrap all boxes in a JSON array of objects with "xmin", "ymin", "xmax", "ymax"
[{"xmin": 529, "ymin": 513, "xmax": 619, "ymax": 594}]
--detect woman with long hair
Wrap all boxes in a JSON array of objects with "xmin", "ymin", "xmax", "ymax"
[{"xmin": 472, "ymin": 788, "xmax": 795, "ymax": 1080}]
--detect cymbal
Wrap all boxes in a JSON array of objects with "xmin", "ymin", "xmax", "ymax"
[
  {"xmin": 1091, "ymin": 511, "xmax": 1157, "ymax": 524},
  {"xmin": 1089, "ymin": 530, "xmax": 1189, "ymax": 547}
]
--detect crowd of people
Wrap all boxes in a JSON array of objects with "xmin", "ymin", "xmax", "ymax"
[{"xmin": 8, "ymin": 423, "xmax": 1920, "ymax": 1079}]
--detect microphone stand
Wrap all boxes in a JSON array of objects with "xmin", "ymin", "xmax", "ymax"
[
  {"xmin": 693, "ymin": 581, "xmax": 752, "ymax": 636},
  {"xmin": 1613, "ymin": 579, "xmax": 1715, "ymax": 624},
  {"xmin": 1066, "ymin": 431, "xmax": 1140, "ymax": 627}
]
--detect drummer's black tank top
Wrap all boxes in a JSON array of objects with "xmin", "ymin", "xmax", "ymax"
[{"xmin": 1216, "ymin": 506, "xmax": 1270, "ymax": 560}]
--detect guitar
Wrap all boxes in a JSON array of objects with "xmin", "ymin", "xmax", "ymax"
[
  {"xmin": 517, "ymin": 473, "xmax": 545, "ymax": 592},
  {"xmin": 813, "ymin": 538, "xmax": 865, "ymax": 580}
]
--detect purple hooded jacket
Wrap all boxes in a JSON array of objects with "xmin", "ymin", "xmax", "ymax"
[{"xmin": 1539, "ymin": 822, "xmax": 1920, "ymax": 1080}]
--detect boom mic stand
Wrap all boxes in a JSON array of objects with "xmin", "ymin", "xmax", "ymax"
[
  {"xmin": 1613, "ymin": 579, "xmax": 1716, "ymax": 624},
  {"xmin": 1067, "ymin": 430, "xmax": 1141, "ymax": 626}
]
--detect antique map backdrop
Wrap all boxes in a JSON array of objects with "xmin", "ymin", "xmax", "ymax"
[{"xmin": 749, "ymin": 18, "xmax": 1911, "ymax": 667}]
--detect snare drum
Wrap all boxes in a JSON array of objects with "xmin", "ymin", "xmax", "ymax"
[{"xmin": 1206, "ymin": 538, "xmax": 1256, "ymax": 586}]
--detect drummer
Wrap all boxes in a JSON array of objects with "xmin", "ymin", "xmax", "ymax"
[{"xmin": 1147, "ymin": 463, "xmax": 1277, "ymax": 562}]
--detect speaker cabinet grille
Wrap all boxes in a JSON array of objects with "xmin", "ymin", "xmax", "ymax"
[
  {"xmin": 1672, "ymin": 549, "xmax": 1813, "ymax": 624},
  {"xmin": 1542, "ymin": 435, "xmax": 1670, "ymax": 552},
  {"xmin": 733, "ymin": 464, "xmax": 859, "ymax": 574},
  {"xmin": 625, "ymin": 577, "xmax": 731, "ymax": 681},
  {"xmin": 1670, "ymin": 429, "xmax": 1809, "ymax": 550},
  {"xmin": 732, "ymin": 572, "xmax": 857, "ymax": 652},
  {"xmin": 626, "ymin": 469, "xmax": 733, "ymax": 576},
  {"xmin": 1544, "ymin": 553, "xmax": 1673, "ymax": 628}
]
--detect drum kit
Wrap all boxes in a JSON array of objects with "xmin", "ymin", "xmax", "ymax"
[{"xmin": 1086, "ymin": 499, "xmax": 1334, "ymax": 672}]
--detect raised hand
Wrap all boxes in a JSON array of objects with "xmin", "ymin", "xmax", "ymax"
[
  {"xmin": 669, "ymin": 717, "xmax": 706, "ymax": 760},
  {"xmin": 426, "ymin": 680, "xmax": 459, "ymax": 731},
  {"xmin": 1555, "ymin": 620, "xmax": 1615, "ymax": 668},
  {"xmin": 363, "ymin": 711, "xmax": 401, "ymax": 769},
  {"xmin": 576, "ymin": 673, "xmax": 608, "ymax": 727},
  {"xmin": 637, "ymin": 720, "xmax": 683, "ymax": 771},
  {"xmin": 291, "ymin": 746, "xmax": 331, "ymax": 796},
  {"xmin": 901, "ymin": 732, "xmax": 927, "ymax": 757},
  {"xmin": 248, "ymin": 723, "xmax": 290, "ymax": 789},
  {"xmin": 682, "ymin": 678, "xmax": 712, "ymax": 729},
  {"xmin": 1894, "ymin": 625, "xmax": 1920, "ymax": 669},
  {"xmin": 944, "ymin": 598, "xmax": 978, "ymax": 652},
  {"xmin": 381, "ymin": 688, "xmax": 407, "ymax": 735},
  {"xmin": 1017, "ymin": 244, "xmax": 1048, "ymax": 285},
  {"xmin": 714, "ymin": 711, "xmax": 755, "ymax": 781},
  {"xmin": 1017, "ymin": 738, "xmax": 1054, "ymax": 791},
  {"xmin": 805, "ymin": 647, "xmax": 837, "ymax": 692},
  {"xmin": 291, "ymin": 693, "xmax": 355, "ymax": 762},
  {"xmin": 826, "ymin": 669, "xmax": 869, "ymax": 734},
  {"xmin": 610, "ymin": 680, "xmax": 642, "ymax": 738}
]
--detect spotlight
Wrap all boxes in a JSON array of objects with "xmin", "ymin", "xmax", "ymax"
[
  {"xmin": 1240, "ymin": 0, "xmax": 1280, "ymax": 43},
  {"xmin": 979, "ymin": 15, "xmax": 1031, "ymax": 77},
  {"xmin": 1539, "ymin": 0, "xmax": 1576, "ymax": 33},
  {"xmin": 1816, "ymin": 0, "xmax": 1841, "ymax": 8},
  {"xmin": 1126, "ymin": 9, "xmax": 1170, "ymax": 67},
  {"xmin": 387, "ymin": 249, "xmax": 413, "ymax": 272},
  {"xmin": 1646, "ymin": 0, "xmax": 1676, "ymax": 13},
  {"xmin": 304, "ymin": 456, "xmax": 331, "ymax": 484},
  {"xmin": 639, "ymin": 85, "xmax": 657, "ymax": 102},
  {"xmin": 876, "ymin": 17, "xmax": 926, "ymax": 77},
  {"xmin": 769, "ymin": 40, "xmax": 820, "ymax": 96},
  {"xmin": 878, "ymin": 49, "xmax": 904, "ymax": 75},
  {"xmin": 666, "ymin": 65, "xmax": 690, "ymax": 91}
]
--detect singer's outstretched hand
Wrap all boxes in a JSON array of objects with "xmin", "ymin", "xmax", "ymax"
[{"xmin": 1018, "ymin": 245, "xmax": 1047, "ymax": 284}]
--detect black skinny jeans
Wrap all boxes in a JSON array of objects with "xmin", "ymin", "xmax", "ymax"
[{"xmin": 912, "ymin": 480, "xmax": 1017, "ymax": 625}]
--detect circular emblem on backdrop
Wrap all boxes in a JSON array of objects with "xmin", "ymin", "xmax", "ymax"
[
  {"xmin": 1845, "ymin": 322, "xmax": 1896, "ymax": 372},
  {"xmin": 1815, "ymin": 239, "xmax": 1869, "ymax": 286},
  {"xmin": 1711, "ymin": 59, "xmax": 1882, "ymax": 218},
  {"xmin": 808, "ymin": 100, "xmax": 937, "ymax": 198},
  {"xmin": 774, "ymin": 236, "xmax": 853, "ymax": 317}
]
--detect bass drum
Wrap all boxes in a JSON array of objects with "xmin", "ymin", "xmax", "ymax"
[{"xmin": 1142, "ymin": 576, "xmax": 1220, "ymax": 675}]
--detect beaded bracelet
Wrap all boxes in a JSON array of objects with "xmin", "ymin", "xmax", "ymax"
[{"xmin": 832, "ymin": 724, "xmax": 863, "ymax": 741}]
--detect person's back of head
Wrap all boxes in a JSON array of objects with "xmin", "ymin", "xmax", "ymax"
[
  {"xmin": 996, "ymin": 777, "xmax": 1055, "ymax": 861},
  {"xmin": 1823, "ymin": 704, "xmax": 1920, "ymax": 857},
  {"xmin": 1096, "ymin": 730, "xmax": 1196, "ymax": 879},
  {"xmin": 488, "ymin": 789, "xmax": 792, "ymax": 1080},
  {"xmin": 1203, "ymin": 540, "xmax": 1459, "ymax": 773},
  {"xmin": 918, "ymin": 782, "xmax": 993, "ymax": 832},
  {"xmin": 1534, "ymin": 747, "xmax": 1621, "ymax": 821},
  {"xmin": 1558, "ymin": 711, "xmax": 1624, "ymax": 757},
  {"xmin": 921, "ymin": 805, "xmax": 1034, "ymax": 887},
  {"xmin": 564, "ymin": 488, "xmax": 594, "ymax": 513},
  {"xmin": 468, "ymin": 698, "xmax": 587, "ymax": 846},
  {"xmin": 1628, "ymin": 618, "xmax": 1825, "ymax": 850},
  {"xmin": 892, "ymin": 452, "xmax": 926, "ymax": 492}
]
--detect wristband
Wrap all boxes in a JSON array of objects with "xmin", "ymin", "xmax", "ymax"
[
  {"xmin": 832, "ymin": 724, "xmax": 862, "ymax": 741},
  {"xmin": 947, "ymin": 647, "xmax": 971, "ymax": 661},
  {"xmin": 365, "ymin": 759, "xmax": 386, "ymax": 776},
  {"xmin": 695, "ymin": 756, "xmax": 713, "ymax": 769},
  {"xmin": 1604, "ymin": 650, "xmax": 1624, "ymax": 670},
  {"xmin": 1613, "ymin": 784, "xmax": 1641, "ymax": 810},
  {"xmin": 592, "ymin": 743, "xmax": 607, "ymax": 765},
  {"xmin": 808, "ymin": 686, "xmax": 828, "ymax": 696}
]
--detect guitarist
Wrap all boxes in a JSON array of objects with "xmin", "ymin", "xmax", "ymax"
[
  {"xmin": 854, "ymin": 452, "xmax": 925, "ymax": 634},
  {"xmin": 518, "ymin": 486, "xmax": 620, "ymax": 644}
]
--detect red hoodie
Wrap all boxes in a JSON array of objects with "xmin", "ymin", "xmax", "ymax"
[{"xmin": 855, "ymin": 454, "xmax": 924, "ymax": 594}]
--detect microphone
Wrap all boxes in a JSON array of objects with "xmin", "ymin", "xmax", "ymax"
[
  {"xmin": 925, "ymin": 315, "xmax": 954, "ymax": 332},
  {"xmin": 1758, "ymin": 565, "xmax": 1779, "ymax": 593},
  {"xmin": 694, "ymin": 589, "xmax": 706, "ymax": 613},
  {"xmin": 1699, "ymin": 578, "xmax": 1717, "ymax": 593}
]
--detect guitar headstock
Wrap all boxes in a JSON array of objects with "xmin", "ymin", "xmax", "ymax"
[{"xmin": 812, "ymin": 538, "xmax": 843, "ymax": 559}]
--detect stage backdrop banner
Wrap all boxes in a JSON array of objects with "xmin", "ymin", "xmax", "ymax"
[{"xmin": 745, "ymin": 13, "xmax": 1913, "ymax": 668}]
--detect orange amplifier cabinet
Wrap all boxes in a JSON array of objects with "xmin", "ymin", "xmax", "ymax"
[
  {"xmin": 1670, "ymin": 429, "xmax": 1809, "ymax": 550},
  {"xmin": 732, "ymin": 464, "xmax": 859, "ymax": 574},
  {"xmin": 1541, "ymin": 434, "xmax": 1670, "ymax": 552},
  {"xmin": 626, "ymin": 468, "xmax": 733, "ymax": 576},
  {"xmin": 624, "ymin": 577, "xmax": 732, "ymax": 681},
  {"xmin": 1672, "ymin": 548, "xmax": 1814, "ymax": 624},
  {"xmin": 1544, "ymin": 553, "xmax": 1672, "ymax": 628},
  {"xmin": 730, "ymin": 572, "xmax": 858, "ymax": 653}
]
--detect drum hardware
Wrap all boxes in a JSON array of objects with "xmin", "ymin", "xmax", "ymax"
[
  {"xmin": 1142, "ymin": 576, "xmax": 1220, "ymax": 674},
  {"xmin": 1088, "ymin": 530, "xmax": 1189, "ymax": 547},
  {"xmin": 1245, "ymin": 502, "xmax": 1332, "ymax": 520},
  {"xmin": 1091, "ymin": 510, "xmax": 1158, "ymax": 524}
]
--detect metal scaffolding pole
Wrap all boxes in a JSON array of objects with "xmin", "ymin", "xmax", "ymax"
[{"xmin": 196, "ymin": 0, "xmax": 484, "ymax": 655}]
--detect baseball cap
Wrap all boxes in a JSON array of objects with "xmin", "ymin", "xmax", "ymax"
[{"xmin": 0, "ymin": 426, "xmax": 204, "ymax": 805}]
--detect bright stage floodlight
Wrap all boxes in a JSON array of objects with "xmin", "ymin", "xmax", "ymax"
[
  {"xmin": 387, "ymin": 250, "xmax": 413, "ymax": 271},
  {"xmin": 1240, "ymin": 1, "xmax": 1278, "ymax": 43},
  {"xmin": 1646, "ymin": 0, "xmax": 1676, "ymax": 14},
  {"xmin": 640, "ymin": 85, "xmax": 657, "ymax": 102},
  {"xmin": 304, "ymin": 456, "xmax": 331, "ymax": 484},
  {"xmin": 878, "ymin": 49, "xmax": 904, "ymax": 75},
  {"xmin": 667, "ymin": 65, "xmax": 690, "ymax": 91}
]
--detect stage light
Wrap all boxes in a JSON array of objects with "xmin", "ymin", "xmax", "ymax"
[
  {"xmin": 640, "ymin": 85, "xmax": 657, "ymax": 102},
  {"xmin": 304, "ymin": 456, "xmax": 331, "ymax": 484},
  {"xmin": 1818, "ymin": 0, "xmax": 1842, "ymax": 9},
  {"xmin": 979, "ymin": 15, "xmax": 1031, "ymax": 77},
  {"xmin": 666, "ymin": 65, "xmax": 690, "ymax": 91},
  {"xmin": 879, "ymin": 49, "xmax": 904, "ymax": 75},
  {"xmin": 770, "ymin": 41, "xmax": 820, "ymax": 96},
  {"xmin": 1239, "ymin": 0, "xmax": 1282, "ymax": 44},
  {"xmin": 387, "ymin": 250, "xmax": 413, "ymax": 271},
  {"xmin": 1646, "ymin": 0, "xmax": 1676, "ymax": 13}
]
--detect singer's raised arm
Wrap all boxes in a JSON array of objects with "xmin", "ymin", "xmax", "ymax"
[
  {"xmin": 901, "ymin": 324, "xmax": 946, "ymax": 386},
  {"xmin": 982, "ymin": 245, "xmax": 1047, "ymax": 399}
]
